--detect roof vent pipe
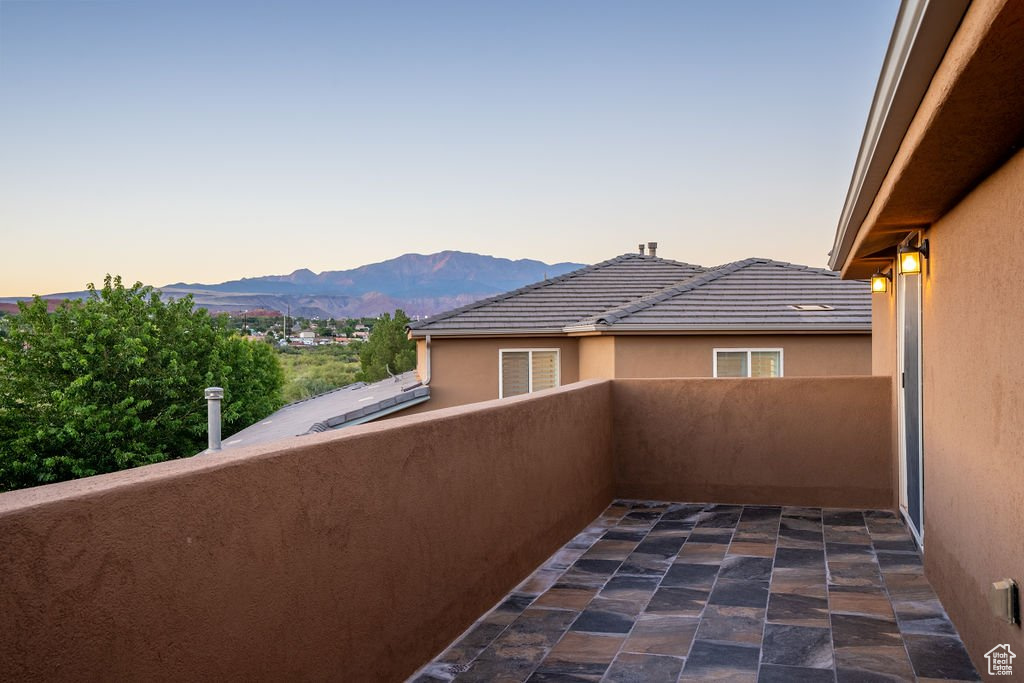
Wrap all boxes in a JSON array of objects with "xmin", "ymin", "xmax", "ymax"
[
  {"xmin": 205, "ymin": 387, "xmax": 223, "ymax": 452},
  {"xmin": 638, "ymin": 244, "xmax": 645, "ymax": 255},
  {"xmin": 648, "ymin": 242, "xmax": 658, "ymax": 258}
]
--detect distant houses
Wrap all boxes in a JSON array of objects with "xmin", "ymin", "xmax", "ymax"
[{"xmin": 279, "ymin": 329, "xmax": 364, "ymax": 347}]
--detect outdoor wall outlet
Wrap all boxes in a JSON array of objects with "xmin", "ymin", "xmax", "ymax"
[{"xmin": 990, "ymin": 579, "xmax": 1019, "ymax": 625}]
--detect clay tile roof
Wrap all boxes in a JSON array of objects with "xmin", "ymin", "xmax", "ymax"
[
  {"xmin": 407, "ymin": 253, "xmax": 706, "ymax": 333},
  {"xmin": 408, "ymin": 254, "xmax": 870, "ymax": 335},
  {"xmin": 571, "ymin": 258, "xmax": 871, "ymax": 332}
]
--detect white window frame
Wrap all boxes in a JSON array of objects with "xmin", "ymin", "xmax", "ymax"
[
  {"xmin": 498, "ymin": 348, "xmax": 561, "ymax": 398},
  {"xmin": 712, "ymin": 348, "xmax": 784, "ymax": 378}
]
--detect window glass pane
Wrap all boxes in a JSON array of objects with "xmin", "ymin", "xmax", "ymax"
[
  {"xmin": 716, "ymin": 351, "xmax": 748, "ymax": 377},
  {"xmin": 501, "ymin": 351, "xmax": 530, "ymax": 397},
  {"xmin": 750, "ymin": 351, "xmax": 781, "ymax": 377},
  {"xmin": 531, "ymin": 350, "xmax": 559, "ymax": 391}
]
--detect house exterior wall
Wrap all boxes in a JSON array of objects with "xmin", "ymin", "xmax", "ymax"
[
  {"xmin": 578, "ymin": 335, "xmax": 616, "ymax": 379},
  {"xmin": 872, "ymin": 291, "xmax": 901, "ymax": 511},
  {"xmin": 611, "ymin": 334, "xmax": 871, "ymax": 378},
  {"xmin": 407, "ymin": 333, "xmax": 870, "ymax": 416},
  {"xmin": 416, "ymin": 336, "xmax": 428, "ymax": 382},
  {"xmin": 406, "ymin": 336, "xmax": 581, "ymax": 413},
  {"xmin": 833, "ymin": 0, "xmax": 1024, "ymax": 669},
  {"xmin": 913, "ymin": 147, "xmax": 1024, "ymax": 666}
]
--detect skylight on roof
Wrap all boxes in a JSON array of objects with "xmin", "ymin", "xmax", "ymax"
[{"xmin": 789, "ymin": 304, "xmax": 835, "ymax": 311}]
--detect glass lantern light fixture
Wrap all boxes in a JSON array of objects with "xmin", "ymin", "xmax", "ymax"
[
  {"xmin": 898, "ymin": 239, "xmax": 930, "ymax": 275},
  {"xmin": 871, "ymin": 270, "xmax": 891, "ymax": 293}
]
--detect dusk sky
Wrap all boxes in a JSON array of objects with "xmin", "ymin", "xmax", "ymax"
[{"xmin": 0, "ymin": 0, "xmax": 899, "ymax": 296}]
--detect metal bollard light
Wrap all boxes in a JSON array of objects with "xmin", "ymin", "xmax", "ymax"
[{"xmin": 205, "ymin": 387, "xmax": 224, "ymax": 453}]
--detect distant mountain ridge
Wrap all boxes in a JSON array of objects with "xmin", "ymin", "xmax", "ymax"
[
  {"xmin": 4, "ymin": 251, "xmax": 585, "ymax": 319},
  {"xmin": 168, "ymin": 250, "xmax": 583, "ymax": 299}
]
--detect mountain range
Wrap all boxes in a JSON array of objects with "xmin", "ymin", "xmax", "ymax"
[{"xmin": 1, "ymin": 251, "xmax": 585, "ymax": 319}]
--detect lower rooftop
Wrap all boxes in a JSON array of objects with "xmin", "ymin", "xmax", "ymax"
[{"xmin": 412, "ymin": 501, "xmax": 978, "ymax": 683}]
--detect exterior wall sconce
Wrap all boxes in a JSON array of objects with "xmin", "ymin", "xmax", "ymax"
[
  {"xmin": 898, "ymin": 239, "xmax": 929, "ymax": 275},
  {"xmin": 871, "ymin": 270, "xmax": 891, "ymax": 293}
]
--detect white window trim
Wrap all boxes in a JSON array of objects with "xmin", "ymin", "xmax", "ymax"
[
  {"xmin": 712, "ymin": 348, "xmax": 785, "ymax": 378},
  {"xmin": 498, "ymin": 348, "xmax": 561, "ymax": 398}
]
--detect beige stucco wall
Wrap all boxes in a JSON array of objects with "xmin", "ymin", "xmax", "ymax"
[
  {"xmin": 407, "ymin": 336, "xmax": 580, "ymax": 413},
  {"xmin": 871, "ymin": 289, "xmax": 901, "ymax": 511},
  {"xmin": 612, "ymin": 334, "xmax": 871, "ymax": 378},
  {"xmin": 409, "ymin": 333, "xmax": 870, "ymax": 417},
  {"xmin": 613, "ymin": 377, "xmax": 892, "ymax": 508},
  {"xmin": 416, "ymin": 335, "xmax": 428, "ymax": 381},
  {"xmin": 871, "ymin": 289, "xmax": 898, "ymax": 378},
  {"xmin": 578, "ymin": 335, "xmax": 616, "ymax": 379},
  {"xmin": 0, "ymin": 381, "xmax": 615, "ymax": 682},
  {"xmin": 913, "ymin": 147, "xmax": 1024, "ymax": 666}
]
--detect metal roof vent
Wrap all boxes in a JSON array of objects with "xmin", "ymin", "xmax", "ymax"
[{"xmin": 789, "ymin": 304, "xmax": 835, "ymax": 311}]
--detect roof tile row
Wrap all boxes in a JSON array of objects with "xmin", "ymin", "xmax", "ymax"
[{"xmin": 409, "ymin": 254, "xmax": 870, "ymax": 334}]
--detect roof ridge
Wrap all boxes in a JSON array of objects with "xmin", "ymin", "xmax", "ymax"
[
  {"xmin": 407, "ymin": 252, "xmax": 703, "ymax": 330},
  {"xmin": 736, "ymin": 257, "xmax": 842, "ymax": 277},
  {"xmin": 579, "ymin": 258, "xmax": 761, "ymax": 326},
  {"xmin": 637, "ymin": 254, "xmax": 706, "ymax": 270},
  {"xmin": 407, "ymin": 256, "xmax": 622, "ymax": 329}
]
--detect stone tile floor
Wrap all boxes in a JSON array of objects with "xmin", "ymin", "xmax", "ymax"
[{"xmin": 410, "ymin": 501, "xmax": 980, "ymax": 683}]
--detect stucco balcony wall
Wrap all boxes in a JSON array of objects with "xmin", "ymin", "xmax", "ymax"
[
  {"xmin": 613, "ymin": 377, "xmax": 893, "ymax": 509},
  {"xmin": 0, "ymin": 377, "xmax": 891, "ymax": 682}
]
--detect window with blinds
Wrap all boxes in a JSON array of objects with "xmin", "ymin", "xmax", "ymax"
[
  {"xmin": 714, "ymin": 349, "xmax": 783, "ymax": 378},
  {"xmin": 501, "ymin": 351, "xmax": 530, "ymax": 397},
  {"xmin": 715, "ymin": 351, "xmax": 748, "ymax": 378},
  {"xmin": 750, "ymin": 351, "xmax": 781, "ymax": 377},
  {"xmin": 500, "ymin": 349, "xmax": 560, "ymax": 398}
]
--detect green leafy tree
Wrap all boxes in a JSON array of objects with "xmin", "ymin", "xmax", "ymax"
[
  {"xmin": 0, "ymin": 276, "xmax": 284, "ymax": 491},
  {"xmin": 357, "ymin": 310, "xmax": 416, "ymax": 382}
]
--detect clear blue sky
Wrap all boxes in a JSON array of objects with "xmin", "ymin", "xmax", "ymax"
[{"xmin": 0, "ymin": 0, "xmax": 898, "ymax": 295}]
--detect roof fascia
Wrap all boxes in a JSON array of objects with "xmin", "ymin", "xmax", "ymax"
[
  {"xmin": 408, "ymin": 328, "xmax": 569, "ymax": 338},
  {"xmin": 590, "ymin": 324, "xmax": 872, "ymax": 334},
  {"xmin": 829, "ymin": 0, "xmax": 970, "ymax": 272}
]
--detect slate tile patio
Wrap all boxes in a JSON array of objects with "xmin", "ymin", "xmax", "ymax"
[{"xmin": 410, "ymin": 501, "xmax": 980, "ymax": 683}]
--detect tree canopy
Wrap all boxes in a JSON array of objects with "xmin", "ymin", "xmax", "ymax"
[
  {"xmin": 0, "ymin": 276, "xmax": 284, "ymax": 491},
  {"xmin": 357, "ymin": 310, "xmax": 416, "ymax": 382}
]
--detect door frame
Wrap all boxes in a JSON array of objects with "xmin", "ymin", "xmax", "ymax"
[{"xmin": 896, "ymin": 241, "xmax": 925, "ymax": 548}]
